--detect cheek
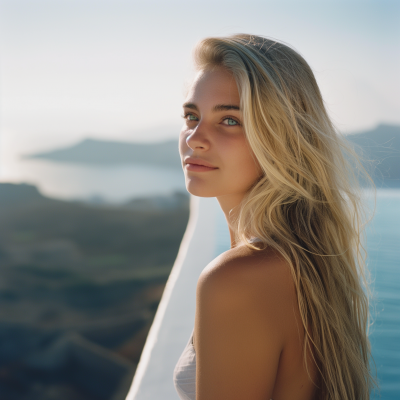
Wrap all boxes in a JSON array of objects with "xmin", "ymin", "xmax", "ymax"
[{"xmin": 217, "ymin": 137, "xmax": 261, "ymax": 193}]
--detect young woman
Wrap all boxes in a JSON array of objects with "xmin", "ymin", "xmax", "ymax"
[{"xmin": 174, "ymin": 34, "xmax": 375, "ymax": 400}]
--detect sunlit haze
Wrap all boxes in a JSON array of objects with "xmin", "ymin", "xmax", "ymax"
[{"xmin": 1, "ymin": 0, "xmax": 399, "ymax": 177}]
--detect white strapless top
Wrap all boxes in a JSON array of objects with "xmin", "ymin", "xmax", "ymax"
[{"xmin": 173, "ymin": 330, "xmax": 196, "ymax": 400}]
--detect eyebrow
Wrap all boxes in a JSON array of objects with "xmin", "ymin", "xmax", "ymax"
[{"xmin": 183, "ymin": 102, "xmax": 240, "ymax": 112}]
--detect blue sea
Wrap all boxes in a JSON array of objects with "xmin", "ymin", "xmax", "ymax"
[
  {"xmin": 368, "ymin": 190, "xmax": 400, "ymax": 399},
  {"xmin": 215, "ymin": 189, "xmax": 400, "ymax": 399}
]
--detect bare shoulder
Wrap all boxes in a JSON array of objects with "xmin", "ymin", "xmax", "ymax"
[
  {"xmin": 197, "ymin": 243, "xmax": 297, "ymax": 323},
  {"xmin": 194, "ymin": 244, "xmax": 300, "ymax": 399}
]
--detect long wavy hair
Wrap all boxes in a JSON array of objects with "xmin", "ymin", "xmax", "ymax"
[{"xmin": 193, "ymin": 34, "xmax": 376, "ymax": 400}]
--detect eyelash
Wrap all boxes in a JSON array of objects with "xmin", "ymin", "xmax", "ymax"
[{"xmin": 181, "ymin": 113, "xmax": 241, "ymax": 126}]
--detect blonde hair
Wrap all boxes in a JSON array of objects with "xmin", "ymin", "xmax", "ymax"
[{"xmin": 194, "ymin": 34, "xmax": 376, "ymax": 399}]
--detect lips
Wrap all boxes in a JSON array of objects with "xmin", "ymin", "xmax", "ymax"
[{"xmin": 184, "ymin": 157, "xmax": 218, "ymax": 172}]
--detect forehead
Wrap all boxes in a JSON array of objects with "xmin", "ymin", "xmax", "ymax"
[{"xmin": 185, "ymin": 67, "xmax": 240, "ymax": 106}]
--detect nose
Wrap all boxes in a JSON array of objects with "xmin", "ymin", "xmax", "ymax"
[{"xmin": 185, "ymin": 122, "xmax": 210, "ymax": 152}]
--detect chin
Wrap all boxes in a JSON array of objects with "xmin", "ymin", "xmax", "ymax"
[{"xmin": 185, "ymin": 180, "xmax": 221, "ymax": 198}]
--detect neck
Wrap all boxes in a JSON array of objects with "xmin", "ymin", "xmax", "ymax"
[{"xmin": 216, "ymin": 192, "xmax": 245, "ymax": 249}]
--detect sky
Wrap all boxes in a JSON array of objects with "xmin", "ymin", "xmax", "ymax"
[{"xmin": 0, "ymin": 0, "xmax": 399, "ymax": 167}]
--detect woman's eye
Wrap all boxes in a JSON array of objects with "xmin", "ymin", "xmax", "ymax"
[
  {"xmin": 222, "ymin": 118, "xmax": 239, "ymax": 126},
  {"xmin": 183, "ymin": 113, "xmax": 198, "ymax": 121}
]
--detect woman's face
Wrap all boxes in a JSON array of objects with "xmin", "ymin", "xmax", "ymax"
[{"xmin": 179, "ymin": 67, "xmax": 262, "ymax": 202}]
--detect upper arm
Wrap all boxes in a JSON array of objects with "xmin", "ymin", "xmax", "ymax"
[{"xmin": 194, "ymin": 251, "xmax": 294, "ymax": 400}]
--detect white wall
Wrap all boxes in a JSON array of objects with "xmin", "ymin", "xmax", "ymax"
[{"xmin": 125, "ymin": 196, "xmax": 229, "ymax": 399}]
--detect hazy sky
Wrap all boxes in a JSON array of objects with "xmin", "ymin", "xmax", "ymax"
[{"xmin": 1, "ymin": 0, "xmax": 399, "ymax": 161}]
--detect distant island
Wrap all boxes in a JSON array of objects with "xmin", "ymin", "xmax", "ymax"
[
  {"xmin": 23, "ymin": 124, "xmax": 400, "ymax": 185},
  {"xmin": 345, "ymin": 124, "xmax": 400, "ymax": 185},
  {"xmin": 24, "ymin": 138, "xmax": 182, "ymax": 169}
]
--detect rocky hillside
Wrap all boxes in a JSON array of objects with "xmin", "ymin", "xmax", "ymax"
[{"xmin": 0, "ymin": 183, "xmax": 189, "ymax": 400}]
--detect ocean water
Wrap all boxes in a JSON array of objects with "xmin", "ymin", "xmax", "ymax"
[
  {"xmin": 0, "ymin": 158, "xmax": 185, "ymax": 203},
  {"xmin": 367, "ymin": 190, "xmax": 400, "ymax": 399},
  {"xmin": 214, "ymin": 190, "xmax": 400, "ymax": 399}
]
